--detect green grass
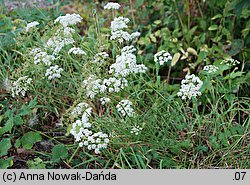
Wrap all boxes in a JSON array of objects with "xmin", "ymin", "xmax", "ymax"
[{"xmin": 0, "ymin": 0, "xmax": 249, "ymax": 169}]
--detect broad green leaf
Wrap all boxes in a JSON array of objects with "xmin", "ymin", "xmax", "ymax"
[
  {"xmin": 52, "ymin": 144, "xmax": 68, "ymax": 162},
  {"xmin": 195, "ymin": 51, "xmax": 207, "ymax": 64},
  {"xmin": 21, "ymin": 131, "xmax": 42, "ymax": 149},
  {"xmin": 19, "ymin": 105, "xmax": 31, "ymax": 116},
  {"xmin": 0, "ymin": 138, "xmax": 12, "ymax": 156},
  {"xmin": 0, "ymin": 116, "xmax": 13, "ymax": 135},
  {"xmin": 0, "ymin": 157, "xmax": 13, "ymax": 169},
  {"xmin": 171, "ymin": 52, "xmax": 181, "ymax": 66},
  {"xmin": 13, "ymin": 115, "xmax": 24, "ymax": 126},
  {"xmin": 208, "ymin": 25, "xmax": 218, "ymax": 31}
]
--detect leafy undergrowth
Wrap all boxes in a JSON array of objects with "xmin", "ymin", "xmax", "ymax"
[{"xmin": 0, "ymin": 0, "xmax": 249, "ymax": 169}]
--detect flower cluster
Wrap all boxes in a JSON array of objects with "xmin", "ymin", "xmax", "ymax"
[
  {"xmin": 100, "ymin": 97, "xmax": 111, "ymax": 105},
  {"xmin": 68, "ymin": 47, "xmax": 86, "ymax": 55},
  {"xmin": 130, "ymin": 126, "xmax": 142, "ymax": 135},
  {"xmin": 92, "ymin": 52, "xmax": 109, "ymax": 63},
  {"xmin": 30, "ymin": 48, "xmax": 55, "ymax": 66},
  {"xmin": 116, "ymin": 100, "xmax": 135, "ymax": 117},
  {"xmin": 26, "ymin": 21, "xmax": 39, "ymax": 32},
  {"xmin": 71, "ymin": 102, "xmax": 92, "ymax": 118},
  {"xmin": 82, "ymin": 75, "xmax": 128, "ymax": 99},
  {"xmin": 111, "ymin": 17, "xmax": 129, "ymax": 32},
  {"xmin": 45, "ymin": 65, "xmax": 63, "ymax": 80},
  {"xmin": 45, "ymin": 34, "xmax": 75, "ymax": 55},
  {"xmin": 28, "ymin": 13, "xmax": 85, "ymax": 80},
  {"xmin": 109, "ymin": 16, "xmax": 141, "ymax": 43},
  {"xmin": 220, "ymin": 58, "xmax": 240, "ymax": 66},
  {"xmin": 154, "ymin": 50, "xmax": 173, "ymax": 66},
  {"xmin": 103, "ymin": 77, "xmax": 128, "ymax": 93},
  {"xmin": 109, "ymin": 45, "xmax": 147, "ymax": 77},
  {"xmin": 203, "ymin": 65, "xmax": 219, "ymax": 73},
  {"xmin": 10, "ymin": 76, "xmax": 32, "ymax": 97},
  {"xmin": 104, "ymin": 2, "xmax": 121, "ymax": 10},
  {"xmin": 82, "ymin": 75, "xmax": 107, "ymax": 99},
  {"xmin": 177, "ymin": 74, "xmax": 203, "ymax": 100},
  {"xmin": 54, "ymin": 13, "xmax": 82, "ymax": 28},
  {"xmin": 70, "ymin": 102, "xmax": 109, "ymax": 154}
]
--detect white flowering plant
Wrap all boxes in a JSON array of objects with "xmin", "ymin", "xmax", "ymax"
[{"xmin": 0, "ymin": 1, "xmax": 249, "ymax": 169}]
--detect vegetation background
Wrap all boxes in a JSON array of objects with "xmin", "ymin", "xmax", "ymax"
[{"xmin": 0, "ymin": 0, "xmax": 249, "ymax": 169}]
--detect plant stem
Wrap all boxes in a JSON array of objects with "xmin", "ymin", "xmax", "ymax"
[
  {"xmin": 129, "ymin": 0, "xmax": 136, "ymax": 27},
  {"xmin": 68, "ymin": 145, "xmax": 80, "ymax": 164},
  {"xmin": 173, "ymin": 0, "xmax": 184, "ymax": 30},
  {"xmin": 185, "ymin": 0, "xmax": 191, "ymax": 31},
  {"xmin": 167, "ymin": 65, "xmax": 172, "ymax": 84}
]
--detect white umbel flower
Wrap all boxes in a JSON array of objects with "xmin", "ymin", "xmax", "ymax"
[
  {"xmin": 203, "ymin": 65, "xmax": 219, "ymax": 73},
  {"xmin": 46, "ymin": 35, "xmax": 75, "ymax": 54},
  {"xmin": 54, "ymin": 13, "xmax": 82, "ymax": 28},
  {"xmin": 116, "ymin": 99, "xmax": 135, "ymax": 117},
  {"xmin": 82, "ymin": 75, "xmax": 107, "ymax": 99},
  {"xmin": 71, "ymin": 102, "xmax": 92, "ymax": 118},
  {"xmin": 26, "ymin": 21, "xmax": 39, "ymax": 32},
  {"xmin": 104, "ymin": 2, "xmax": 121, "ymax": 10},
  {"xmin": 177, "ymin": 74, "xmax": 203, "ymax": 100},
  {"xmin": 33, "ymin": 51, "xmax": 55, "ymax": 66},
  {"xmin": 10, "ymin": 76, "xmax": 32, "ymax": 97},
  {"xmin": 100, "ymin": 97, "xmax": 111, "ymax": 105},
  {"xmin": 103, "ymin": 77, "xmax": 128, "ymax": 93},
  {"xmin": 111, "ymin": 17, "xmax": 130, "ymax": 32},
  {"xmin": 110, "ymin": 30, "xmax": 131, "ymax": 43},
  {"xmin": 154, "ymin": 50, "xmax": 173, "ymax": 66},
  {"xmin": 220, "ymin": 58, "xmax": 240, "ymax": 66},
  {"xmin": 130, "ymin": 126, "xmax": 142, "ymax": 135},
  {"xmin": 130, "ymin": 31, "xmax": 141, "ymax": 39},
  {"xmin": 45, "ymin": 65, "xmax": 63, "ymax": 80},
  {"xmin": 68, "ymin": 47, "xmax": 86, "ymax": 55},
  {"xmin": 109, "ymin": 45, "xmax": 147, "ymax": 77}
]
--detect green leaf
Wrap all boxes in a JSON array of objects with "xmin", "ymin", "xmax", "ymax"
[
  {"xmin": 0, "ymin": 138, "xmax": 12, "ymax": 156},
  {"xmin": 28, "ymin": 98, "xmax": 38, "ymax": 108},
  {"xmin": 27, "ymin": 158, "xmax": 46, "ymax": 169},
  {"xmin": 224, "ymin": 71, "xmax": 244, "ymax": 80},
  {"xmin": 0, "ymin": 157, "xmax": 13, "ymax": 169},
  {"xmin": 209, "ymin": 136, "xmax": 220, "ymax": 149},
  {"xmin": 0, "ymin": 116, "xmax": 13, "ymax": 135},
  {"xmin": 13, "ymin": 115, "xmax": 24, "ymax": 126},
  {"xmin": 153, "ymin": 20, "xmax": 161, "ymax": 25},
  {"xmin": 135, "ymin": 0, "xmax": 144, "ymax": 8},
  {"xmin": 195, "ymin": 51, "xmax": 207, "ymax": 65},
  {"xmin": 228, "ymin": 39, "xmax": 244, "ymax": 56},
  {"xmin": 15, "ymin": 138, "xmax": 21, "ymax": 148},
  {"xmin": 211, "ymin": 14, "xmax": 222, "ymax": 20},
  {"xmin": 21, "ymin": 131, "xmax": 42, "ymax": 149},
  {"xmin": 19, "ymin": 105, "xmax": 31, "ymax": 116},
  {"xmin": 52, "ymin": 144, "xmax": 68, "ymax": 162},
  {"xmin": 208, "ymin": 25, "xmax": 218, "ymax": 31},
  {"xmin": 0, "ymin": 115, "xmax": 4, "ymax": 123},
  {"xmin": 187, "ymin": 47, "xmax": 198, "ymax": 56},
  {"xmin": 171, "ymin": 53, "xmax": 181, "ymax": 66}
]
